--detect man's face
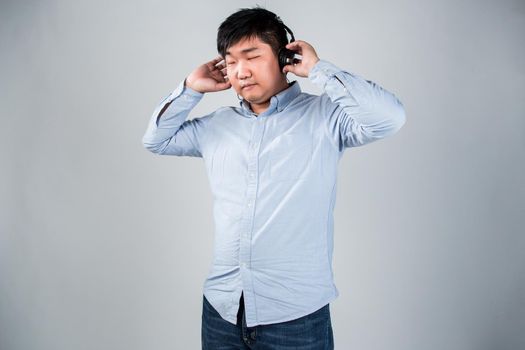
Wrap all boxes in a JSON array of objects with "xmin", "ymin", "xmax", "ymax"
[{"xmin": 224, "ymin": 36, "xmax": 287, "ymax": 112}]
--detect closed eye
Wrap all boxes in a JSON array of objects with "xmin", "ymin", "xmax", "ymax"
[{"xmin": 226, "ymin": 56, "xmax": 259, "ymax": 65}]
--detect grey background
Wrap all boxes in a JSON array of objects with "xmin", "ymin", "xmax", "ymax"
[{"xmin": 1, "ymin": 0, "xmax": 524, "ymax": 349}]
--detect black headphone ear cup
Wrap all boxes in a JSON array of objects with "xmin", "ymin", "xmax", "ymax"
[
  {"xmin": 278, "ymin": 48, "xmax": 287, "ymax": 70},
  {"xmin": 278, "ymin": 48, "xmax": 295, "ymax": 71}
]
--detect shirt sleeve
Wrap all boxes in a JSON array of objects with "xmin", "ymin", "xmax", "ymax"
[
  {"xmin": 142, "ymin": 79, "xmax": 211, "ymax": 157},
  {"xmin": 308, "ymin": 59, "xmax": 406, "ymax": 151}
]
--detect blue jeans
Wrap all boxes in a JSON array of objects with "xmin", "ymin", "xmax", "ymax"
[{"xmin": 201, "ymin": 292, "xmax": 334, "ymax": 349}]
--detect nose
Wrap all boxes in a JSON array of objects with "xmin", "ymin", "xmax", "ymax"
[{"xmin": 236, "ymin": 61, "xmax": 251, "ymax": 80}]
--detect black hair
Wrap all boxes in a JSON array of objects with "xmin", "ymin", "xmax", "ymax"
[{"xmin": 217, "ymin": 6, "xmax": 291, "ymax": 59}]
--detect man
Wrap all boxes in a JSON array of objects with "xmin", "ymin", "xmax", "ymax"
[{"xmin": 142, "ymin": 6, "xmax": 406, "ymax": 349}]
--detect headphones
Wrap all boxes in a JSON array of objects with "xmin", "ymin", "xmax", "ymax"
[{"xmin": 275, "ymin": 17, "xmax": 299, "ymax": 71}]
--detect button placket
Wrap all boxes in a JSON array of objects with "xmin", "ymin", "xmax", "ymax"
[{"xmin": 238, "ymin": 116, "xmax": 265, "ymax": 327}]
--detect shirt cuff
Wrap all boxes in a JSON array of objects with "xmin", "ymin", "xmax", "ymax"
[
  {"xmin": 308, "ymin": 59, "xmax": 344, "ymax": 88},
  {"xmin": 167, "ymin": 78, "xmax": 205, "ymax": 102}
]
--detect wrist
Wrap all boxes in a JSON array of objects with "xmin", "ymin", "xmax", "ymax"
[
  {"xmin": 184, "ymin": 77, "xmax": 192, "ymax": 89},
  {"xmin": 183, "ymin": 78, "xmax": 205, "ymax": 96},
  {"xmin": 307, "ymin": 57, "xmax": 320, "ymax": 76},
  {"xmin": 184, "ymin": 78, "xmax": 204, "ymax": 94}
]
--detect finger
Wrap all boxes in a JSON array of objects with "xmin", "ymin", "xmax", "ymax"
[
  {"xmin": 215, "ymin": 81, "xmax": 231, "ymax": 90},
  {"xmin": 286, "ymin": 42, "xmax": 302, "ymax": 55},
  {"xmin": 216, "ymin": 71, "xmax": 229, "ymax": 81},
  {"xmin": 282, "ymin": 65, "xmax": 294, "ymax": 74},
  {"xmin": 210, "ymin": 62, "xmax": 226, "ymax": 73},
  {"xmin": 286, "ymin": 41, "xmax": 302, "ymax": 48},
  {"xmin": 209, "ymin": 56, "xmax": 224, "ymax": 68}
]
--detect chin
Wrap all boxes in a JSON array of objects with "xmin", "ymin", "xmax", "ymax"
[{"xmin": 245, "ymin": 94, "xmax": 265, "ymax": 103}]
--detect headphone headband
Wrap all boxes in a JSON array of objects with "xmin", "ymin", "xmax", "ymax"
[
  {"xmin": 275, "ymin": 16, "xmax": 297, "ymax": 71},
  {"xmin": 281, "ymin": 23, "xmax": 295, "ymax": 43}
]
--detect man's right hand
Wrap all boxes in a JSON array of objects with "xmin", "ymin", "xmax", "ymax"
[{"xmin": 185, "ymin": 56, "xmax": 231, "ymax": 93}]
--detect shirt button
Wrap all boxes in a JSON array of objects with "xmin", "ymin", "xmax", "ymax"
[
  {"xmin": 247, "ymin": 202, "xmax": 251, "ymax": 207},
  {"xmin": 241, "ymin": 262, "xmax": 246, "ymax": 268},
  {"xmin": 250, "ymin": 173, "xmax": 255, "ymax": 178}
]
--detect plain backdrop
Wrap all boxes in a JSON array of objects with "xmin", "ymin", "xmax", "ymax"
[{"xmin": 1, "ymin": 0, "xmax": 524, "ymax": 349}]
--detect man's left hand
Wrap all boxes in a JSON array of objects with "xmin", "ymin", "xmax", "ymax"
[{"xmin": 282, "ymin": 40, "xmax": 320, "ymax": 78}]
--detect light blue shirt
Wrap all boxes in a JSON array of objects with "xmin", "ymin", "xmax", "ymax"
[{"xmin": 142, "ymin": 59, "xmax": 406, "ymax": 327}]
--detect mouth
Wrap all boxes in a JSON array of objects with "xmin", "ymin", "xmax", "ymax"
[{"xmin": 242, "ymin": 83, "xmax": 257, "ymax": 90}]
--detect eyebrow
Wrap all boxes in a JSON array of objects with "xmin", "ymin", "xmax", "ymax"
[{"xmin": 225, "ymin": 47, "xmax": 260, "ymax": 57}]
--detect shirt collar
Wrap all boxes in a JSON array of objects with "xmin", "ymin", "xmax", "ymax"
[{"xmin": 239, "ymin": 80, "xmax": 301, "ymax": 117}]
